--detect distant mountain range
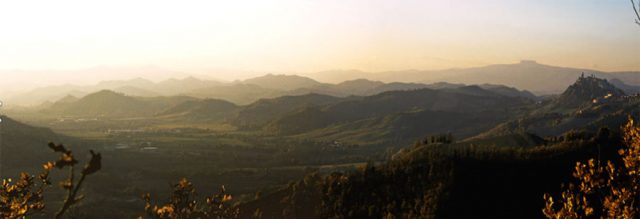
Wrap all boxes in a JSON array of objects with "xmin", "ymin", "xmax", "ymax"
[
  {"xmin": 4, "ymin": 77, "xmax": 222, "ymax": 106},
  {"xmin": 11, "ymin": 70, "xmax": 637, "ymax": 147},
  {"xmin": 207, "ymin": 75, "xmax": 637, "ymax": 146},
  {"xmin": 7, "ymin": 61, "xmax": 640, "ymax": 107},
  {"xmin": 13, "ymin": 79, "xmax": 535, "ymax": 145},
  {"xmin": 303, "ymin": 61, "xmax": 640, "ymax": 95},
  {"xmin": 7, "ymin": 62, "xmax": 583, "ymax": 106}
]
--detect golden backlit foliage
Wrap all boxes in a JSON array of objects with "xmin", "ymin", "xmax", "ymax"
[
  {"xmin": 0, "ymin": 142, "xmax": 101, "ymax": 219},
  {"xmin": 543, "ymin": 117, "xmax": 640, "ymax": 218},
  {"xmin": 142, "ymin": 178, "xmax": 238, "ymax": 219},
  {"xmin": 0, "ymin": 172, "xmax": 48, "ymax": 219}
]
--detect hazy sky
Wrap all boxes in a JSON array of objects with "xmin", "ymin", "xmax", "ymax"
[{"xmin": 0, "ymin": 0, "xmax": 639, "ymax": 89}]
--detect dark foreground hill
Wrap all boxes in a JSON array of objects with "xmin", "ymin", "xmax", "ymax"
[
  {"xmin": 238, "ymin": 128, "xmax": 622, "ymax": 219},
  {"xmin": 0, "ymin": 116, "xmax": 70, "ymax": 175}
]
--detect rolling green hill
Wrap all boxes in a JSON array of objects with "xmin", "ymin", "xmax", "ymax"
[
  {"xmin": 478, "ymin": 84, "xmax": 538, "ymax": 99},
  {"xmin": 42, "ymin": 90, "xmax": 197, "ymax": 118},
  {"xmin": 265, "ymin": 87, "xmax": 533, "ymax": 143},
  {"xmin": 156, "ymin": 98, "xmax": 239, "ymax": 121},
  {"xmin": 292, "ymin": 109, "xmax": 513, "ymax": 146},
  {"xmin": 229, "ymin": 93, "xmax": 347, "ymax": 129},
  {"xmin": 186, "ymin": 84, "xmax": 284, "ymax": 105}
]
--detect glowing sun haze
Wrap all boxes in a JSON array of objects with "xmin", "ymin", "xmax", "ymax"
[{"xmin": 0, "ymin": 0, "xmax": 638, "ymax": 87}]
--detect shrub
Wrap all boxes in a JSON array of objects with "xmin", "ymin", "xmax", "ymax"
[
  {"xmin": 543, "ymin": 117, "xmax": 640, "ymax": 218},
  {"xmin": 0, "ymin": 142, "xmax": 101, "ymax": 219},
  {"xmin": 142, "ymin": 178, "xmax": 238, "ymax": 219}
]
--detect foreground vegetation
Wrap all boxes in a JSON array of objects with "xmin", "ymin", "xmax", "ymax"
[
  {"xmin": 234, "ymin": 127, "xmax": 623, "ymax": 218},
  {"xmin": 4, "ymin": 118, "xmax": 631, "ymax": 219},
  {"xmin": 0, "ymin": 142, "xmax": 101, "ymax": 219},
  {"xmin": 543, "ymin": 117, "xmax": 640, "ymax": 218}
]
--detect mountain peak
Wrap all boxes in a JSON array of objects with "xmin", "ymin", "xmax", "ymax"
[
  {"xmin": 183, "ymin": 76, "xmax": 201, "ymax": 82},
  {"xmin": 339, "ymin": 78, "xmax": 382, "ymax": 83},
  {"xmin": 130, "ymin": 77, "xmax": 153, "ymax": 83},
  {"xmin": 555, "ymin": 74, "xmax": 625, "ymax": 108},
  {"xmin": 243, "ymin": 74, "xmax": 322, "ymax": 91},
  {"xmin": 250, "ymin": 74, "xmax": 309, "ymax": 80},
  {"xmin": 79, "ymin": 90, "xmax": 132, "ymax": 102},
  {"xmin": 90, "ymin": 89, "xmax": 125, "ymax": 97},
  {"xmin": 97, "ymin": 77, "xmax": 155, "ymax": 88},
  {"xmin": 571, "ymin": 74, "xmax": 623, "ymax": 94},
  {"xmin": 519, "ymin": 60, "xmax": 538, "ymax": 65},
  {"xmin": 55, "ymin": 94, "xmax": 79, "ymax": 104},
  {"xmin": 337, "ymin": 79, "xmax": 385, "ymax": 87}
]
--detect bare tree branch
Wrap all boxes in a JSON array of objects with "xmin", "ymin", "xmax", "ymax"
[{"xmin": 632, "ymin": 0, "xmax": 640, "ymax": 26}]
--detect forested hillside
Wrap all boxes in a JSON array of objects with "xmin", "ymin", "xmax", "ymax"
[{"xmin": 240, "ymin": 128, "xmax": 622, "ymax": 218}]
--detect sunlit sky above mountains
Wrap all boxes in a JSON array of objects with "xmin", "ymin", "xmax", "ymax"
[{"xmin": 0, "ymin": 0, "xmax": 638, "ymax": 89}]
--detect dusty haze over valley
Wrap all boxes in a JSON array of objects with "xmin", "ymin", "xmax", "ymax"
[{"xmin": 1, "ymin": 1, "xmax": 640, "ymax": 218}]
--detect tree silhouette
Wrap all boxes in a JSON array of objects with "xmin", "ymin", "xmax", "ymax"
[
  {"xmin": 0, "ymin": 142, "xmax": 101, "ymax": 219},
  {"xmin": 543, "ymin": 117, "xmax": 640, "ymax": 218},
  {"xmin": 633, "ymin": 0, "xmax": 640, "ymax": 26},
  {"xmin": 142, "ymin": 178, "xmax": 238, "ymax": 219}
]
